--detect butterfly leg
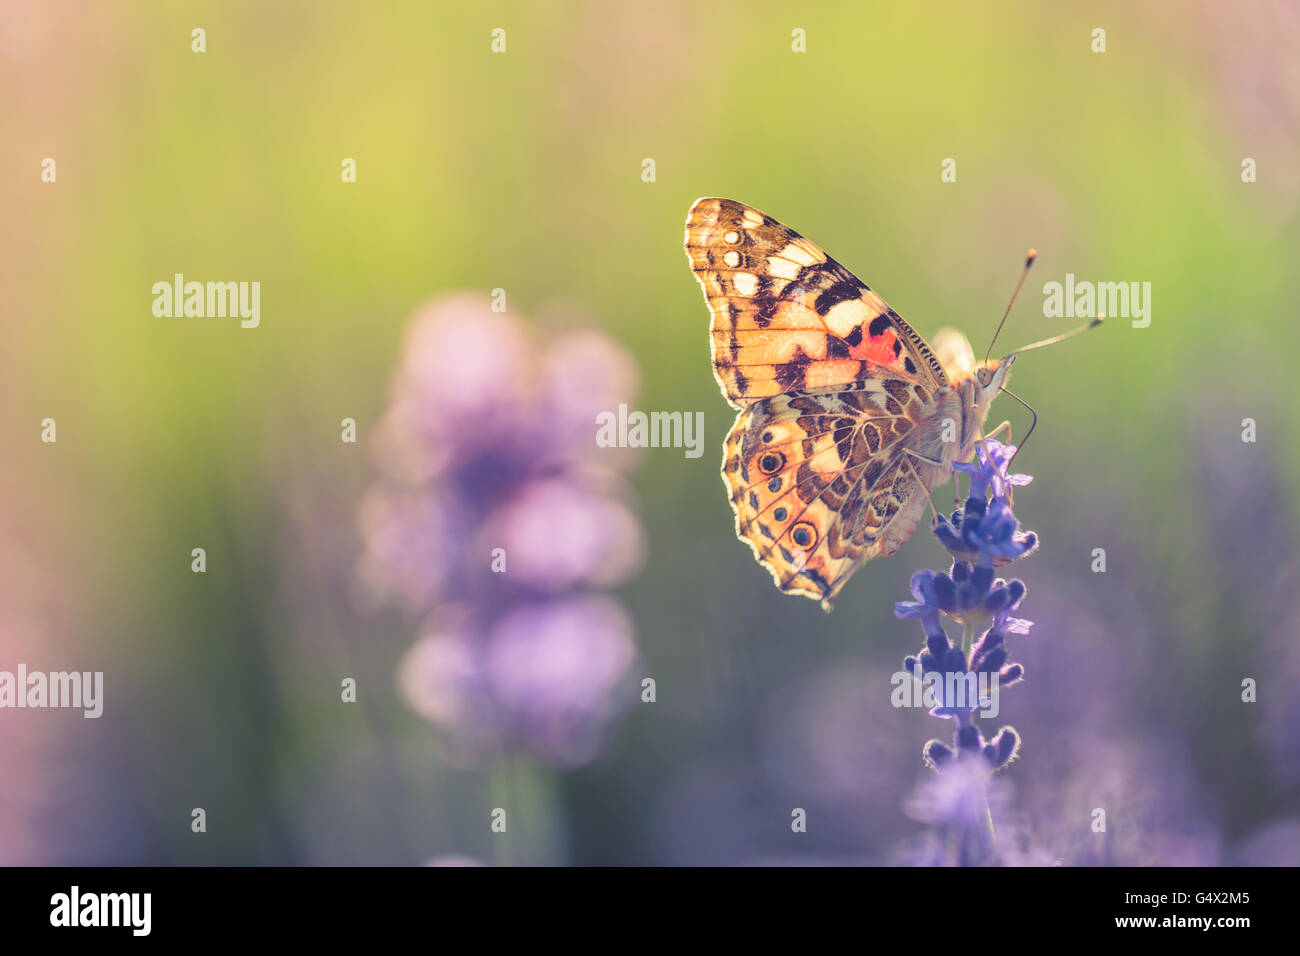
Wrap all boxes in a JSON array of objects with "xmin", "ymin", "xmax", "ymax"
[
  {"xmin": 996, "ymin": 386, "xmax": 1038, "ymax": 468},
  {"xmin": 903, "ymin": 449, "xmax": 944, "ymax": 525},
  {"xmin": 983, "ymin": 420, "xmax": 1013, "ymax": 444},
  {"xmin": 991, "ymin": 384, "xmax": 1040, "ymax": 505},
  {"xmin": 904, "ymin": 449, "xmax": 944, "ymax": 466},
  {"xmin": 974, "ymin": 419, "xmax": 1013, "ymax": 462}
]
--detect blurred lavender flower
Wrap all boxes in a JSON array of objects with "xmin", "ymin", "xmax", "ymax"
[
  {"xmin": 361, "ymin": 294, "xmax": 645, "ymax": 767},
  {"xmin": 893, "ymin": 440, "xmax": 1038, "ymax": 864},
  {"xmin": 0, "ymin": 524, "xmax": 60, "ymax": 864},
  {"xmin": 1195, "ymin": 423, "xmax": 1300, "ymax": 791},
  {"xmin": 1232, "ymin": 819, "xmax": 1300, "ymax": 866},
  {"xmin": 900, "ymin": 760, "xmax": 1018, "ymax": 866}
]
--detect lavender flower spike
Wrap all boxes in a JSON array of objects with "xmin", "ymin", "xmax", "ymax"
[{"xmin": 892, "ymin": 439, "xmax": 1040, "ymax": 865}]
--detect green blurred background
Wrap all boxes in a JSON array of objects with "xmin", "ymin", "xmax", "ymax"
[{"xmin": 2, "ymin": 0, "xmax": 1297, "ymax": 864}]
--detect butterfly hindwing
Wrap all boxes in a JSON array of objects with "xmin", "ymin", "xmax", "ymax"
[
  {"xmin": 721, "ymin": 385, "xmax": 932, "ymax": 609},
  {"xmin": 685, "ymin": 197, "xmax": 947, "ymax": 409}
]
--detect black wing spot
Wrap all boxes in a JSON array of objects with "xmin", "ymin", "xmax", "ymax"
[
  {"xmin": 774, "ymin": 346, "xmax": 812, "ymax": 391},
  {"xmin": 885, "ymin": 380, "xmax": 911, "ymax": 403},
  {"xmin": 868, "ymin": 314, "xmax": 890, "ymax": 338},
  {"xmin": 814, "ymin": 278, "xmax": 862, "ymax": 316}
]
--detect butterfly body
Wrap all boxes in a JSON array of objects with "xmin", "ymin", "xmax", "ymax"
[{"xmin": 685, "ymin": 197, "xmax": 1011, "ymax": 610}]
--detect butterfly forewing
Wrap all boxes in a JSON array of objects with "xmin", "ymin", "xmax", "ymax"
[{"xmin": 684, "ymin": 197, "xmax": 947, "ymax": 408}]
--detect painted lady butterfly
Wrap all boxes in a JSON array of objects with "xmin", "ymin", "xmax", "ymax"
[{"xmin": 685, "ymin": 198, "xmax": 1016, "ymax": 611}]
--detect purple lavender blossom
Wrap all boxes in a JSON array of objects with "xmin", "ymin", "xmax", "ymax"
[
  {"xmin": 893, "ymin": 440, "xmax": 1038, "ymax": 864},
  {"xmin": 361, "ymin": 294, "xmax": 645, "ymax": 767}
]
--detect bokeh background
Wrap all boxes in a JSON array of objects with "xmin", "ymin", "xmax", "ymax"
[{"xmin": 2, "ymin": 0, "xmax": 1298, "ymax": 865}]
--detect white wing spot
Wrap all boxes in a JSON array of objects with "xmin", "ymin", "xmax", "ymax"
[
  {"xmin": 723, "ymin": 250, "xmax": 741, "ymax": 267},
  {"xmin": 768, "ymin": 257, "xmax": 800, "ymax": 280},
  {"xmin": 724, "ymin": 231, "xmax": 740, "ymax": 244},
  {"xmin": 780, "ymin": 242, "xmax": 820, "ymax": 267},
  {"xmin": 732, "ymin": 272, "xmax": 758, "ymax": 296},
  {"xmin": 824, "ymin": 299, "xmax": 871, "ymax": 337}
]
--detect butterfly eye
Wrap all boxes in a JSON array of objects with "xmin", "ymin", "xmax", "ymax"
[
  {"xmin": 976, "ymin": 367, "xmax": 992, "ymax": 387},
  {"xmin": 791, "ymin": 522, "xmax": 818, "ymax": 548},
  {"xmin": 757, "ymin": 451, "xmax": 785, "ymax": 475}
]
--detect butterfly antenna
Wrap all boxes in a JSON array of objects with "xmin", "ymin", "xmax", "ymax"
[
  {"xmin": 998, "ymin": 314, "xmax": 1103, "ymax": 468},
  {"xmin": 1008, "ymin": 314, "xmax": 1105, "ymax": 356},
  {"xmin": 984, "ymin": 249, "xmax": 1037, "ymax": 366}
]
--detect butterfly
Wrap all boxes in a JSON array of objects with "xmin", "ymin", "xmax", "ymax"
[{"xmin": 684, "ymin": 198, "xmax": 1016, "ymax": 612}]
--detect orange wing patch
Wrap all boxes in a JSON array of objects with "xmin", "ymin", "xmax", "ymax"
[{"xmin": 684, "ymin": 197, "xmax": 946, "ymax": 408}]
